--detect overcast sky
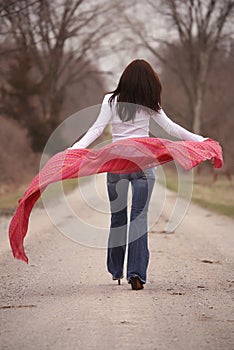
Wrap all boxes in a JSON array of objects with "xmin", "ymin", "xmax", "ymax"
[{"xmin": 94, "ymin": 1, "xmax": 169, "ymax": 90}]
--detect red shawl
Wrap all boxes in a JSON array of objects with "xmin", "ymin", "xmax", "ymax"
[{"xmin": 8, "ymin": 137, "xmax": 223, "ymax": 263}]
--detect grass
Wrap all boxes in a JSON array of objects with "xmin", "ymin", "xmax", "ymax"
[
  {"xmin": 0, "ymin": 178, "xmax": 79, "ymax": 215},
  {"xmin": 0, "ymin": 188, "xmax": 25, "ymax": 211},
  {"xmin": 160, "ymin": 166, "xmax": 234, "ymax": 218}
]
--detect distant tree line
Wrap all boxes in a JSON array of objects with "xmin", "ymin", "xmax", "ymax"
[
  {"xmin": 0, "ymin": 0, "xmax": 116, "ymax": 152},
  {"xmin": 0, "ymin": 0, "xmax": 233, "ymax": 171},
  {"xmin": 120, "ymin": 0, "xmax": 234, "ymax": 172}
]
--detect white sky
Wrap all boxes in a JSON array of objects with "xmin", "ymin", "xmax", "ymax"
[{"xmin": 94, "ymin": 1, "xmax": 169, "ymax": 90}]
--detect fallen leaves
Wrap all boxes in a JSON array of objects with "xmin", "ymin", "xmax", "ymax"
[{"xmin": 200, "ymin": 259, "xmax": 222, "ymax": 264}]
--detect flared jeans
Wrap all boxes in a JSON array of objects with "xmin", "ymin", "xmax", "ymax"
[{"xmin": 106, "ymin": 168, "xmax": 155, "ymax": 284}]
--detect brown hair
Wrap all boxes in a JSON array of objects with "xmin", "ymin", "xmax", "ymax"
[{"xmin": 109, "ymin": 59, "xmax": 162, "ymax": 121}]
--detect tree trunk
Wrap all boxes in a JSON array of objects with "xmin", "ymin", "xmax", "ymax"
[
  {"xmin": 192, "ymin": 52, "xmax": 209, "ymax": 134},
  {"xmin": 192, "ymin": 86, "xmax": 203, "ymax": 134}
]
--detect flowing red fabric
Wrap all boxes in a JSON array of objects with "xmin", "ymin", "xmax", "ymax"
[{"xmin": 8, "ymin": 137, "xmax": 222, "ymax": 263}]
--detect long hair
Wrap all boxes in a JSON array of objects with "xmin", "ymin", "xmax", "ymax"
[{"xmin": 109, "ymin": 59, "xmax": 162, "ymax": 121}]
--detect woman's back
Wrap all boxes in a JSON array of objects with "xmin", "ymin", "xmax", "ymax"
[{"xmin": 107, "ymin": 93, "xmax": 151, "ymax": 142}]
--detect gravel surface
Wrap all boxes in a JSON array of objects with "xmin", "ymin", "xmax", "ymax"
[{"xmin": 0, "ymin": 175, "xmax": 233, "ymax": 350}]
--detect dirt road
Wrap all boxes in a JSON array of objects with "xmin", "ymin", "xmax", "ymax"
[{"xmin": 0, "ymin": 174, "xmax": 233, "ymax": 350}]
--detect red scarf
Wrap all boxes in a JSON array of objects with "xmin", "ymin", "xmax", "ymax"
[{"xmin": 8, "ymin": 137, "xmax": 223, "ymax": 263}]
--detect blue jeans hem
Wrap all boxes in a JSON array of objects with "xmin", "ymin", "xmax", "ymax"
[{"xmin": 127, "ymin": 274, "xmax": 146, "ymax": 284}]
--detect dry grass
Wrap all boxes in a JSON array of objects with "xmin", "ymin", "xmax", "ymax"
[
  {"xmin": 161, "ymin": 166, "xmax": 234, "ymax": 218},
  {"xmin": 0, "ymin": 179, "xmax": 78, "ymax": 215}
]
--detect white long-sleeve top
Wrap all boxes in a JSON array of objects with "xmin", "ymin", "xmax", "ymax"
[{"xmin": 71, "ymin": 93, "xmax": 206, "ymax": 149}]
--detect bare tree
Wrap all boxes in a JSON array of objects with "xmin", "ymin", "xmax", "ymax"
[
  {"xmin": 0, "ymin": 0, "xmax": 117, "ymax": 151},
  {"xmin": 123, "ymin": 0, "xmax": 234, "ymax": 134}
]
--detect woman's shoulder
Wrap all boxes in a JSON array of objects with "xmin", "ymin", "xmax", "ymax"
[{"xmin": 149, "ymin": 106, "xmax": 164, "ymax": 118}]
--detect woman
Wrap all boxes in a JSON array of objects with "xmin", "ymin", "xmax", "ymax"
[{"xmin": 71, "ymin": 59, "xmax": 206, "ymax": 290}]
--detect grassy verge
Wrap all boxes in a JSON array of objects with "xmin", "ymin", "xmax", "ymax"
[
  {"xmin": 161, "ymin": 166, "xmax": 234, "ymax": 218},
  {"xmin": 0, "ymin": 178, "xmax": 80, "ymax": 215}
]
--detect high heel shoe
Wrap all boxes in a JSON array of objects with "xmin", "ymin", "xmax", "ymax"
[
  {"xmin": 129, "ymin": 276, "xmax": 144, "ymax": 290},
  {"xmin": 112, "ymin": 276, "xmax": 123, "ymax": 285}
]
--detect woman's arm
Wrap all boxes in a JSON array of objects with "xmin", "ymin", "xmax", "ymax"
[
  {"xmin": 70, "ymin": 94, "xmax": 112, "ymax": 149},
  {"xmin": 152, "ymin": 108, "xmax": 207, "ymax": 142}
]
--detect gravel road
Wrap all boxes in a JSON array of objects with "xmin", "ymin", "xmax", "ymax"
[{"xmin": 0, "ymin": 174, "xmax": 233, "ymax": 350}]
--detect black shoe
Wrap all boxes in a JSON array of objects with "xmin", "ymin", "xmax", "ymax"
[
  {"xmin": 112, "ymin": 276, "xmax": 123, "ymax": 285},
  {"xmin": 129, "ymin": 276, "xmax": 144, "ymax": 290}
]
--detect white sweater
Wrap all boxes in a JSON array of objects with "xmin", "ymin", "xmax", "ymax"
[{"xmin": 71, "ymin": 93, "xmax": 206, "ymax": 149}]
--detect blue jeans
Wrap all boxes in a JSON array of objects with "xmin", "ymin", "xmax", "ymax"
[{"xmin": 106, "ymin": 168, "xmax": 155, "ymax": 284}]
